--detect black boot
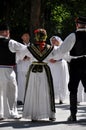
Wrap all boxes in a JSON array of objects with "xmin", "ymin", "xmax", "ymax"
[
  {"xmin": 67, "ymin": 93, "xmax": 77, "ymax": 121},
  {"xmin": 67, "ymin": 115, "xmax": 76, "ymax": 121}
]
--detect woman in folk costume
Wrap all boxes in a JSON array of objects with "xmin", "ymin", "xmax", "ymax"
[
  {"xmin": 17, "ymin": 33, "xmax": 31, "ymax": 105},
  {"xmin": 48, "ymin": 36, "xmax": 69, "ymax": 104},
  {"xmin": 23, "ymin": 28, "xmax": 56, "ymax": 121}
]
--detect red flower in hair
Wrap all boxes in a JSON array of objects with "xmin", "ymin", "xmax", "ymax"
[
  {"xmin": 34, "ymin": 29, "xmax": 40, "ymax": 34},
  {"xmin": 34, "ymin": 29, "xmax": 47, "ymax": 35}
]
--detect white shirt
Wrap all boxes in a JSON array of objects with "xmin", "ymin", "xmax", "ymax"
[
  {"xmin": 9, "ymin": 39, "xmax": 29, "ymax": 63},
  {"xmin": 52, "ymin": 28, "xmax": 86, "ymax": 61}
]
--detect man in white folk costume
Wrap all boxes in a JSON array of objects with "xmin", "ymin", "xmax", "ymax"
[{"xmin": 0, "ymin": 23, "xmax": 29, "ymax": 120}]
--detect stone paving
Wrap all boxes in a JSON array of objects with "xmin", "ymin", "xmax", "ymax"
[{"xmin": 0, "ymin": 100, "xmax": 86, "ymax": 130}]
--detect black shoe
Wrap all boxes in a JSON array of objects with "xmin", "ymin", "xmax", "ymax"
[
  {"xmin": 59, "ymin": 100, "xmax": 63, "ymax": 104},
  {"xmin": 49, "ymin": 118, "xmax": 56, "ymax": 121},
  {"xmin": 67, "ymin": 115, "xmax": 77, "ymax": 122},
  {"xmin": 0, "ymin": 117, "xmax": 4, "ymax": 120},
  {"xmin": 31, "ymin": 119, "xmax": 38, "ymax": 122},
  {"xmin": 17, "ymin": 101, "xmax": 24, "ymax": 105}
]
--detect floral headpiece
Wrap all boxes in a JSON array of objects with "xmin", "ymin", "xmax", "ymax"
[{"xmin": 34, "ymin": 28, "xmax": 47, "ymax": 42}]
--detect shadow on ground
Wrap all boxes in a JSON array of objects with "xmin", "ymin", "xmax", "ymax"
[
  {"xmin": 0, "ymin": 118, "xmax": 86, "ymax": 128},
  {"xmin": 0, "ymin": 103, "xmax": 86, "ymax": 128}
]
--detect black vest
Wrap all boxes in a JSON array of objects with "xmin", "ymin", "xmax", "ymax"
[
  {"xmin": 70, "ymin": 31, "xmax": 86, "ymax": 56},
  {"xmin": 0, "ymin": 38, "xmax": 16, "ymax": 65}
]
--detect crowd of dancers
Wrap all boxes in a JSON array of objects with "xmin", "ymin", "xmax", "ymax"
[{"xmin": 0, "ymin": 16, "xmax": 86, "ymax": 122}]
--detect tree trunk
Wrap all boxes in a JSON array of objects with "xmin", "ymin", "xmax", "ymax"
[{"xmin": 30, "ymin": 0, "xmax": 41, "ymax": 42}]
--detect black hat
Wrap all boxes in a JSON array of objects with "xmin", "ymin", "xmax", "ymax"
[
  {"xmin": 0, "ymin": 23, "xmax": 10, "ymax": 31},
  {"xmin": 75, "ymin": 16, "xmax": 86, "ymax": 24}
]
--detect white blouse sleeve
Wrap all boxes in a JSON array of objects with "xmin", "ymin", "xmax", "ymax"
[
  {"xmin": 50, "ymin": 33, "xmax": 76, "ymax": 60},
  {"xmin": 59, "ymin": 33, "xmax": 76, "ymax": 53},
  {"xmin": 9, "ymin": 39, "xmax": 27, "ymax": 52},
  {"xmin": 9, "ymin": 39, "xmax": 30, "ymax": 63}
]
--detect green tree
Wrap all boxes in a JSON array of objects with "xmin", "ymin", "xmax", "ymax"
[{"xmin": 0, "ymin": 0, "xmax": 86, "ymax": 41}]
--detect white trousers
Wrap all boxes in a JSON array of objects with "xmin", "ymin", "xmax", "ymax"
[{"xmin": 0, "ymin": 67, "xmax": 18, "ymax": 118}]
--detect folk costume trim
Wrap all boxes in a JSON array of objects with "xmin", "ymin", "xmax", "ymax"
[
  {"xmin": 24, "ymin": 62, "xmax": 55, "ymax": 113},
  {"xmin": 27, "ymin": 43, "xmax": 54, "ymax": 62},
  {"xmin": 24, "ymin": 43, "xmax": 55, "ymax": 112},
  {"xmin": 23, "ymin": 64, "xmax": 33, "ymax": 103},
  {"xmin": 44, "ymin": 65, "xmax": 56, "ymax": 112}
]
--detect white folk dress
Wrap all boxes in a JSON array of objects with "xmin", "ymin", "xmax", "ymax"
[
  {"xmin": 48, "ymin": 46, "xmax": 69, "ymax": 102},
  {"xmin": 17, "ymin": 43, "xmax": 32, "ymax": 103},
  {"xmin": 23, "ymin": 44, "xmax": 56, "ymax": 120},
  {"xmin": 78, "ymin": 81, "xmax": 86, "ymax": 102}
]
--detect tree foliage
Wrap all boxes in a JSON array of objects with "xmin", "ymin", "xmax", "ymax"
[
  {"xmin": 0, "ymin": 0, "xmax": 86, "ymax": 41},
  {"xmin": 44, "ymin": 0, "xmax": 86, "ymax": 39}
]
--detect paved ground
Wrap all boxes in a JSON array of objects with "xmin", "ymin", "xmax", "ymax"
[{"xmin": 0, "ymin": 100, "xmax": 86, "ymax": 130}]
